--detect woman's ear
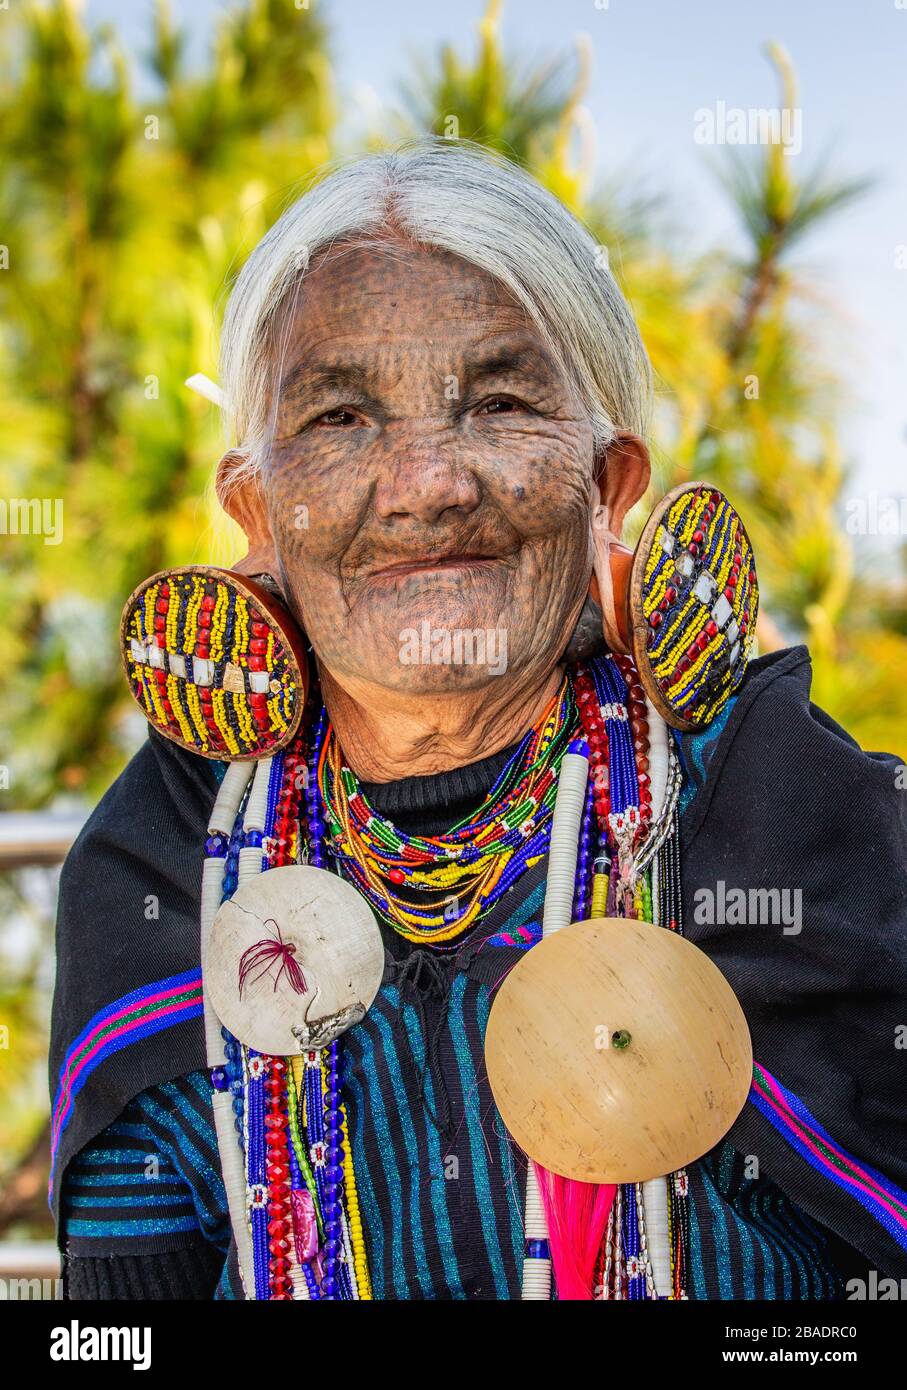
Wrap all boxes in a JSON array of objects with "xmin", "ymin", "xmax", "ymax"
[
  {"xmin": 589, "ymin": 433, "xmax": 651, "ymax": 653},
  {"xmin": 594, "ymin": 432, "xmax": 651, "ymax": 535},
  {"xmin": 215, "ymin": 450, "xmax": 279, "ymax": 578}
]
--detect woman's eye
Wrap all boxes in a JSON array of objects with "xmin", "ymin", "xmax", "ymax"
[
  {"xmin": 316, "ymin": 406, "xmax": 359, "ymax": 426},
  {"xmin": 480, "ymin": 396, "xmax": 524, "ymax": 415}
]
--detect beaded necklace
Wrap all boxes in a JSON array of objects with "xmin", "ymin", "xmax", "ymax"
[
  {"xmin": 574, "ymin": 656, "xmax": 690, "ymax": 1301},
  {"xmin": 313, "ymin": 675, "xmax": 576, "ymax": 946},
  {"xmin": 204, "ymin": 652, "xmax": 691, "ymax": 1300}
]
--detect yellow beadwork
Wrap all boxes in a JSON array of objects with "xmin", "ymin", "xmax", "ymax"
[
  {"xmin": 340, "ymin": 1104, "xmax": 371, "ymax": 1300},
  {"xmin": 184, "ymin": 679, "xmax": 209, "ymax": 747},
  {"xmin": 590, "ymin": 870, "xmax": 610, "ymax": 918},
  {"xmin": 211, "ymin": 688, "xmax": 239, "ymax": 756},
  {"xmin": 166, "ymin": 672, "xmax": 195, "ymax": 745}
]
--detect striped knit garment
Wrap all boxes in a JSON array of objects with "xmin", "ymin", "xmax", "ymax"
[{"xmin": 60, "ymin": 864, "xmax": 848, "ymax": 1301}]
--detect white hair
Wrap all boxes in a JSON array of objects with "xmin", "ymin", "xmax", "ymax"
[{"xmin": 218, "ymin": 138, "xmax": 651, "ymax": 489}]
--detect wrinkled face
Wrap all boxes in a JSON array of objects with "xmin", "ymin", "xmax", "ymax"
[{"xmin": 262, "ymin": 239, "xmax": 598, "ymax": 694}]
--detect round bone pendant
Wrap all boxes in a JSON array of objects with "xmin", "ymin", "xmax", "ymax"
[
  {"xmin": 484, "ymin": 917, "xmax": 752, "ymax": 1183},
  {"xmin": 205, "ymin": 865, "xmax": 385, "ymax": 1056}
]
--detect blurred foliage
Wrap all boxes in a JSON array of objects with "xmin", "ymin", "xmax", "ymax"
[{"xmin": 1, "ymin": 0, "xmax": 906, "ymax": 1222}]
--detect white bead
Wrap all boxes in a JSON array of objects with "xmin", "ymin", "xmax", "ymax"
[
  {"xmin": 712, "ymin": 594, "xmax": 732, "ymax": 626},
  {"xmin": 693, "ymin": 570, "xmax": 716, "ymax": 604}
]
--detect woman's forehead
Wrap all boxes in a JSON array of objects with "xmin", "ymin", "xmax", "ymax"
[
  {"xmin": 275, "ymin": 240, "xmax": 565, "ymax": 394},
  {"xmin": 289, "ymin": 239, "xmax": 529, "ymax": 335}
]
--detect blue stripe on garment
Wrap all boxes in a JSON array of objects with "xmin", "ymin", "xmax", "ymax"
[
  {"xmin": 341, "ymin": 1056, "xmax": 387, "ymax": 1298},
  {"xmin": 717, "ymin": 1145, "xmax": 757, "ymax": 1299},
  {"xmin": 65, "ymin": 1192, "xmax": 196, "ymax": 1211},
  {"xmin": 65, "ymin": 1216, "xmax": 202, "ymax": 1238},
  {"xmin": 133, "ymin": 1086, "xmax": 228, "ymax": 1248},
  {"xmin": 447, "ymin": 974, "xmax": 509, "ymax": 1300},
  {"xmin": 368, "ymin": 992, "xmax": 433, "ymax": 1298},
  {"xmin": 391, "ymin": 985, "xmax": 465, "ymax": 1299},
  {"xmin": 697, "ymin": 1160, "xmax": 735, "ymax": 1299},
  {"xmin": 343, "ymin": 1001, "xmax": 408, "ymax": 1296},
  {"xmin": 685, "ymin": 1169, "xmax": 709, "ymax": 1300},
  {"xmin": 474, "ymin": 983, "xmax": 525, "ymax": 1275},
  {"xmin": 736, "ymin": 1181, "xmax": 781, "ymax": 1299}
]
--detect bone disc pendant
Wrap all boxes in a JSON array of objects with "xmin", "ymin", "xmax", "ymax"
[
  {"xmin": 484, "ymin": 917, "xmax": 752, "ymax": 1183},
  {"xmin": 205, "ymin": 865, "xmax": 385, "ymax": 1055}
]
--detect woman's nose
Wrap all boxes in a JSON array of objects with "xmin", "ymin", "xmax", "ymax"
[{"xmin": 372, "ymin": 445, "xmax": 482, "ymax": 525}]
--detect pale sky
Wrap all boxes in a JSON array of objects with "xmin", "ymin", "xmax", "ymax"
[{"xmin": 85, "ymin": 0, "xmax": 907, "ymax": 534}]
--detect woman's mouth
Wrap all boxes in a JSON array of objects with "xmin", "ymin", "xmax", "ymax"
[{"xmin": 368, "ymin": 554, "xmax": 502, "ymax": 580}]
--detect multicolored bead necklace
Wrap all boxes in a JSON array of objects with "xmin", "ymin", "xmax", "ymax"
[
  {"xmin": 311, "ymin": 676, "xmax": 577, "ymax": 946},
  {"xmin": 570, "ymin": 656, "xmax": 690, "ymax": 1300},
  {"xmin": 205, "ymin": 651, "xmax": 691, "ymax": 1300}
]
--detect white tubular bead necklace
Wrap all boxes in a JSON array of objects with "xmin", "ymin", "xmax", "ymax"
[
  {"xmin": 640, "ymin": 696, "xmax": 674, "ymax": 1298},
  {"xmin": 200, "ymin": 759, "xmax": 256, "ymax": 1293},
  {"xmin": 521, "ymin": 745, "xmax": 590, "ymax": 1300},
  {"xmin": 236, "ymin": 757, "xmax": 274, "ymax": 888},
  {"xmin": 644, "ymin": 694, "xmax": 671, "ymax": 825}
]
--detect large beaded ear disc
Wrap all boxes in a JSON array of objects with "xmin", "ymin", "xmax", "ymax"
[
  {"xmin": 596, "ymin": 483, "xmax": 759, "ymax": 731},
  {"xmin": 120, "ymin": 566, "xmax": 309, "ymax": 760},
  {"xmin": 485, "ymin": 917, "xmax": 752, "ymax": 1183}
]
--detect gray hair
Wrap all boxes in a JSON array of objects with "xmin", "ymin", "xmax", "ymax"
[{"xmin": 219, "ymin": 138, "xmax": 651, "ymax": 487}]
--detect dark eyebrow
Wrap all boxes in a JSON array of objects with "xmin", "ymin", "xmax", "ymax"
[
  {"xmin": 279, "ymin": 360, "xmax": 373, "ymax": 404},
  {"xmin": 278, "ymin": 337, "xmax": 558, "ymax": 406},
  {"xmin": 461, "ymin": 342, "xmax": 558, "ymax": 390}
]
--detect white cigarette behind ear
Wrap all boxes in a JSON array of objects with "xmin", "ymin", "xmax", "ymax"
[{"xmin": 185, "ymin": 372, "xmax": 226, "ymax": 408}]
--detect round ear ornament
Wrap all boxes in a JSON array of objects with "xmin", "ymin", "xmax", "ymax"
[
  {"xmin": 484, "ymin": 916, "xmax": 752, "ymax": 1184},
  {"xmin": 204, "ymin": 865, "xmax": 385, "ymax": 1056},
  {"xmin": 120, "ymin": 566, "xmax": 309, "ymax": 760},
  {"xmin": 593, "ymin": 482, "xmax": 759, "ymax": 731}
]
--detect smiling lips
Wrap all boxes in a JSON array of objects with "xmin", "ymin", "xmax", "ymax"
[{"xmin": 369, "ymin": 554, "xmax": 503, "ymax": 579}]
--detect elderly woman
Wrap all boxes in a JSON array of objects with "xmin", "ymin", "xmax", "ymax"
[{"xmin": 50, "ymin": 140, "xmax": 906, "ymax": 1302}]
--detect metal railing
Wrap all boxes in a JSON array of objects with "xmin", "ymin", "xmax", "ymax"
[
  {"xmin": 1, "ymin": 812, "xmax": 84, "ymax": 1297},
  {"xmin": 0, "ymin": 811, "xmax": 85, "ymax": 869}
]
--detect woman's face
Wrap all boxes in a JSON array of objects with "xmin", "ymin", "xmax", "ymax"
[{"xmin": 260, "ymin": 239, "xmax": 599, "ymax": 696}]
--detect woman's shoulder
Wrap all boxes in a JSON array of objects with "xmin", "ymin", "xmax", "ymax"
[
  {"xmin": 61, "ymin": 727, "xmax": 219, "ymax": 893},
  {"xmin": 679, "ymin": 642, "xmax": 906, "ymax": 846},
  {"xmin": 50, "ymin": 733, "xmax": 216, "ymax": 1224}
]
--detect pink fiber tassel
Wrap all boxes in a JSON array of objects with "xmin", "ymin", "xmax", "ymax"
[{"xmin": 534, "ymin": 1163, "xmax": 617, "ymax": 1300}]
